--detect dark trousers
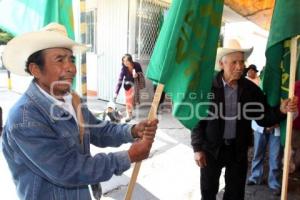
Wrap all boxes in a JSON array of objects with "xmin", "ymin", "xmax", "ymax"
[{"xmin": 200, "ymin": 144, "xmax": 248, "ymax": 200}]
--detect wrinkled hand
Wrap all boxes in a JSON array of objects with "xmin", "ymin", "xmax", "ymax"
[
  {"xmin": 132, "ymin": 119, "xmax": 158, "ymax": 142},
  {"xmin": 133, "ymin": 73, "xmax": 138, "ymax": 78},
  {"xmin": 128, "ymin": 119, "xmax": 158, "ymax": 163},
  {"xmin": 128, "ymin": 139, "xmax": 152, "ymax": 163},
  {"xmin": 280, "ymin": 96, "xmax": 298, "ymax": 114},
  {"xmin": 132, "ymin": 69, "xmax": 138, "ymax": 78},
  {"xmin": 194, "ymin": 151, "xmax": 207, "ymax": 168}
]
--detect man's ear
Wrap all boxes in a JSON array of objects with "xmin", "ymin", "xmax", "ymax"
[
  {"xmin": 218, "ymin": 60, "xmax": 224, "ymax": 70},
  {"xmin": 28, "ymin": 63, "xmax": 42, "ymax": 79}
]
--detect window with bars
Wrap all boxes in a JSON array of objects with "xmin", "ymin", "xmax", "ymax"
[
  {"xmin": 135, "ymin": 0, "xmax": 169, "ymax": 60},
  {"xmin": 86, "ymin": 9, "xmax": 97, "ymax": 53}
]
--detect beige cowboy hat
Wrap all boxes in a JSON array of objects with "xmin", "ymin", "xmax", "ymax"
[
  {"xmin": 215, "ymin": 38, "xmax": 253, "ymax": 69},
  {"xmin": 2, "ymin": 23, "xmax": 88, "ymax": 76}
]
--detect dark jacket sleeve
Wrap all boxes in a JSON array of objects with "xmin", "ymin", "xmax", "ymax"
[
  {"xmin": 247, "ymin": 82, "xmax": 286, "ymax": 127},
  {"xmin": 115, "ymin": 67, "xmax": 125, "ymax": 95},
  {"xmin": 191, "ymin": 120, "xmax": 207, "ymax": 152}
]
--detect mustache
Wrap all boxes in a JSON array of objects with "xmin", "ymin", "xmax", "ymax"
[{"xmin": 58, "ymin": 76, "xmax": 74, "ymax": 81}]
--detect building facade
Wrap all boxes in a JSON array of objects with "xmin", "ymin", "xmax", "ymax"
[{"xmin": 82, "ymin": 0, "xmax": 170, "ymax": 104}]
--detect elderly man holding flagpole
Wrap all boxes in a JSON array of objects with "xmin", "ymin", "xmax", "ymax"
[
  {"xmin": 1, "ymin": 23, "xmax": 158, "ymax": 200},
  {"xmin": 191, "ymin": 38, "xmax": 298, "ymax": 200}
]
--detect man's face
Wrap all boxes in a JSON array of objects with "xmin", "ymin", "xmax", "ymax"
[
  {"xmin": 219, "ymin": 52, "xmax": 245, "ymax": 84},
  {"xmin": 247, "ymin": 69, "xmax": 257, "ymax": 79},
  {"xmin": 33, "ymin": 48, "xmax": 76, "ymax": 97}
]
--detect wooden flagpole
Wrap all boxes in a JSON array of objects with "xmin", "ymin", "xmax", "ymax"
[
  {"xmin": 125, "ymin": 83, "xmax": 164, "ymax": 200},
  {"xmin": 281, "ymin": 35, "xmax": 300, "ymax": 200}
]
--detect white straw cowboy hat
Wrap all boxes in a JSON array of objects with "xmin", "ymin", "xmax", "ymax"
[
  {"xmin": 2, "ymin": 23, "xmax": 88, "ymax": 76},
  {"xmin": 215, "ymin": 39, "xmax": 253, "ymax": 69}
]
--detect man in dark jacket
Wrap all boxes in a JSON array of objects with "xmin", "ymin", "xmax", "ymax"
[{"xmin": 191, "ymin": 39, "xmax": 298, "ymax": 200}]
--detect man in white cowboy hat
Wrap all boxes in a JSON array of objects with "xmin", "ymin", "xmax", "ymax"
[
  {"xmin": 191, "ymin": 38, "xmax": 298, "ymax": 200},
  {"xmin": 1, "ymin": 23, "xmax": 158, "ymax": 200}
]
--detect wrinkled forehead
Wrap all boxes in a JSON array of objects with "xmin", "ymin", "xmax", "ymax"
[
  {"xmin": 42, "ymin": 47, "xmax": 73, "ymax": 56},
  {"xmin": 44, "ymin": 47, "xmax": 73, "ymax": 53}
]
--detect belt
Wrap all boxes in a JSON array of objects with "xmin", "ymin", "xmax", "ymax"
[{"xmin": 224, "ymin": 138, "xmax": 236, "ymax": 146}]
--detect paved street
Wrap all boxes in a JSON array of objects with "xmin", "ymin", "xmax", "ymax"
[{"xmin": 1, "ymin": 84, "xmax": 300, "ymax": 199}]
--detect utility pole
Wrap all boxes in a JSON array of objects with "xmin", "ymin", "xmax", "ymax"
[{"xmin": 80, "ymin": 0, "xmax": 88, "ymax": 99}]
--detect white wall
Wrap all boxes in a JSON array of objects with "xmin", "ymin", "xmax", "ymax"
[{"xmin": 95, "ymin": 0, "xmax": 129, "ymax": 103}]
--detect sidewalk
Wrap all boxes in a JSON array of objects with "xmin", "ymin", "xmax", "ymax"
[{"xmin": 1, "ymin": 88, "xmax": 300, "ymax": 200}]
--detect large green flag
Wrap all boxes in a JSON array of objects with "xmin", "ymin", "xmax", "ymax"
[
  {"xmin": 146, "ymin": 0, "xmax": 224, "ymax": 129},
  {"xmin": 262, "ymin": 0, "xmax": 300, "ymax": 145},
  {"xmin": 0, "ymin": 0, "xmax": 74, "ymax": 39}
]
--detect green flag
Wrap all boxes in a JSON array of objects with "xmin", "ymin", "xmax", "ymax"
[
  {"xmin": 262, "ymin": 0, "xmax": 300, "ymax": 145},
  {"xmin": 146, "ymin": 0, "xmax": 224, "ymax": 129},
  {"xmin": 0, "ymin": 0, "xmax": 74, "ymax": 39}
]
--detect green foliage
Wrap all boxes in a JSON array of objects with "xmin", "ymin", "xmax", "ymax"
[{"xmin": 0, "ymin": 28, "xmax": 13, "ymax": 45}]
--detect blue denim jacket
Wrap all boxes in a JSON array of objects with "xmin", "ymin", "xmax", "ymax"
[{"xmin": 2, "ymin": 81, "xmax": 134, "ymax": 200}]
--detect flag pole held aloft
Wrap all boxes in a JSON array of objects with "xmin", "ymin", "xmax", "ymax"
[
  {"xmin": 125, "ymin": 0, "xmax": 224, "ymax": 199},
  {"xmin": 281, "ymin": 35, "xmax": 300, "ymax": 200},
  {"xmin": 125, "ymin": 83, "xmax": 164, "ymax": 200}
]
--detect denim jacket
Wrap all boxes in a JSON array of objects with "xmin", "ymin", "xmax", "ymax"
[{"xmin": 1, "ymin": 81, "xmax": 134, "ymax": 200}]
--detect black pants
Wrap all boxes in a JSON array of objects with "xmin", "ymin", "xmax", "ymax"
[{"xmin": 200, "ymin": 144, "xmax": 248, "ymax": 200}]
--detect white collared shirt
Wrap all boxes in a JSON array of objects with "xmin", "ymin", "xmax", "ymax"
[
  {"xmin": 252, "ymin": 121, "xmax": 280, "ymax": 136},
  {"xmin": 35, "ymin": 83, "xmax": 78, "ymax": 123}
]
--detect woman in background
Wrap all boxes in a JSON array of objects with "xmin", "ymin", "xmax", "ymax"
[{"xmin": 114, "ymin": 54, "xmax": 144, "ymax": 122}]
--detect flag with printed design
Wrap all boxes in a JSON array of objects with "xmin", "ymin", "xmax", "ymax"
[
  {"xmin": 146, "ymin": 0, "xmax": 224, "ymax": 129},
  {"xmin": 0, "ymin": 0, "xmax": 74, "ymax": 38},
  {"xmin": 262, "ymin": 0, "xmax": 300, "ymax": 145}
]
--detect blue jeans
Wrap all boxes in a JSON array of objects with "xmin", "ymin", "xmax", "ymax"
[{"xmin": 248, "ymin": 130, "xmax": 282, "ymax": 189}]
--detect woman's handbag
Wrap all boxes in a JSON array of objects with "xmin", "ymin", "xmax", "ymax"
[{"xmin": 135, "ymin": 72, "xmax": 145, "ymax": 89}]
